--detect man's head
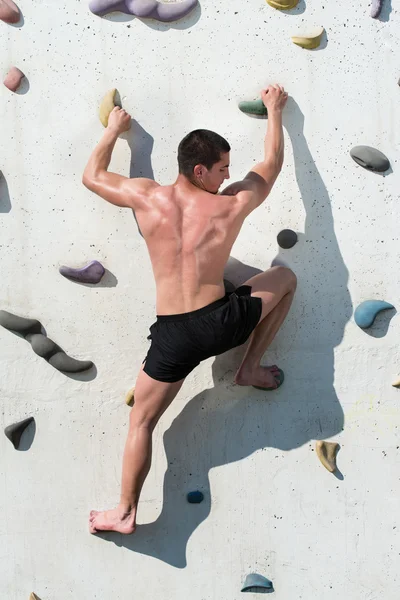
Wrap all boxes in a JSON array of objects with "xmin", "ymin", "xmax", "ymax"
[{"xmin": 177, "ymin": 129, "xmax": 231, "ymax": 194}]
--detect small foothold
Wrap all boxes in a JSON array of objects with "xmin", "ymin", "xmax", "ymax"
[
  {"xmin": 224, "ymin": 279, "xmax": 235, "ymax": 294},
  {"xmin": 239, "ymin": 98, "xmax": 268, "ymax": 117},
  {"xmin": 3, "ymin": 66, "xmax": 24, "ymax": 92},
  {"xmin": 277, "ymin": 229, "xmax": 297, "ymax": 249},
  {"xmin": 316, "ymin": 440, "xmax": 339, "ymax": 473},
  {"xmin": 350, "ymin": 146, "xmax": 390, "ymax": 173},
  {"xmin": 4, "ymin": 417, "xmax": 34, "ymax": 449},
  {"xmin": 241, "ymin": 573, "xmax": 273, "ymax": 592},
  {"xmin": 0, "ymin": 0, "xmax": 21, "ymax": 23},
  {"xmin": 59, "ymin": 260, "xmax": 105, "ymax": 284},
  {"xmin": 371, "ymin": 0, "xmax": 384, "ymax": 18},
  {"xmin": 0, "ymin": 310, "xmax": 41, "ymax": 335},
  {"xmin": 125, "ymin": 386, "xmax": 135, "ymax": 406},
  {"xmin": 291, "ymin": 26, "xmax": 324, "ymax": 49},
  {"xmin": 354, "ymin": 300, "xmax": 394, "ymax": 329},
  {"xmin": 89, "ymin": 0, "xmax": 198, "ymax": 22},
  {"xmin": 99, "ymin": 89, "xmax": 120, "ymax": 128},
  {"xmin": 187, "ymin": 491, "xmax": 204, "ymax": 503},
  {"xmin": 392, "ymin": 378, "xmax": 400, "ymax": 388},
  {"xmin": 267, "ymin": 0, "xmax": 297, "ymax": 9},
  {"xmin": 30, "ymin": 594, "xmax": 41, "ymax": 600}
]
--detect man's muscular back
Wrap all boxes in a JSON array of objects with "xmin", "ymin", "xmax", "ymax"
[{"xmin": 132, "ymin": 181, "xmax": 249, "ymax": 315}]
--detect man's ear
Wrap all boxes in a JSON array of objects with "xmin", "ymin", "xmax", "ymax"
[{"xmin": 193, "ymin": 164, "xmax": 203, "ymax": 178}]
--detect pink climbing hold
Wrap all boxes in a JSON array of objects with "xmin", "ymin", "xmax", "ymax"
[
  {"xmin": 89, "ymin": 0, "xmax": 198, "ymax": 22},
  {"xmin": 3, "ymin": 67, "xmax": 24, "ymax": 92},
  {"xmin": 0, "ymin": 0, "xmax": 20, "ymax": 24},
  {"xmin": 371, "ymin": 0, "xmax": 384, "ymax": 18}
]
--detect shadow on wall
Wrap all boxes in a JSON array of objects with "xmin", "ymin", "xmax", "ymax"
[
  {"xmin": 102, "ymin": 100, "xmax": 350, "ymax": 567},
  {"xmin": 126, "ymin": 120, "xmax": 155, "ymax": 238},
  {"xmin": 0, "ymin": 171, "xmax": 12, "ymax": 213}
]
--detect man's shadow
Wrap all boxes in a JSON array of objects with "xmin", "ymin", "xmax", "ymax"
[
  {"xmin": 126, "ymin": 120, "xmax": 155, "ymax": 237},
  {"xmin": 102, "ymin": 100, "xmax": 349, "ymax": 567}
]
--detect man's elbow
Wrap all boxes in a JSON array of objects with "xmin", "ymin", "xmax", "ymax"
[{"xmin": 82, "ymin": 169, "xmax": 100, "ymax": 192}]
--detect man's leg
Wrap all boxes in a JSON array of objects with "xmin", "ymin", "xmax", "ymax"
[
  {"xmin": 89, "ymin": 367, "xmax": 185, "ymax": 534},
  {"xmin": 235, "ymin": 266, "xmax": 297, "ymax": 389}
]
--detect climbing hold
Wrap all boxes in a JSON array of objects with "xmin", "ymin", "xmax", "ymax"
[
  {"xmin": 350, "ymin": 146, "xmax": 390, "ymax": 173},
  {"xmin": 125, "ymin": 386, "xmax": 135, "ymax": 406},
  {"xmin": 30, "ymin": 594, "xmax": 41, "ymax": 600},
  {"xmin": 316, "ymin": 440, "xmax": 339, "ymax": 473},
  {"xmin": 0, "ymin": 310, "xmax": 41, "ymax": 335},
  {"xmin": 3, "ymin": 66, "xmax": 24, "ymax": 92},
  {"xmin": 239, "ymin": 98, "xmax": 268, "ymax": 117},
  {"xmin": 371, "ymin": 0, "xmax": 384, "ymax": 18},
  {"xmin": 277, "ymin": 229, "xmax": 297, "ymax": 249},
  {"xmin": 99, "ymin": 89, "xmax": 120, "ymax": 128},
  {"xmin": 4, "ymin": 417, "xmax": 34, "ymax": 449},
  {"xmin": 187, "ymin": 491, "xmax": 204, "ymax": 503},
  {"xmin": 89, "ymin": 0, "xmax": 198, "ymax": 22},
  {"xmin": 392, "ymin": 378, "xmax": 400, "ymax": 388},
  {"xmin": 241, "ymin": 573, "xmax": 273, "ymax": 592},
  {"xmin": 354, "ymin": 300, "xmax": 394, "ymax": 329},
  {"xmin": 0, "ymin": 310, "xmax": 93, "ymax": 373},
  {"xmin": 59, "ymin": 260, "xmax": 105, "ymax": 284},
  {"xmin": 267, "ymin": 0, "xmax": 297, "ymax": 9},
  {"xmin": 291, "ymin": 26, "xmax": 324, "ymax": 49},
  {"xmin": 0, "ymin": 0, "xmax": 20, "ymax": 23}
]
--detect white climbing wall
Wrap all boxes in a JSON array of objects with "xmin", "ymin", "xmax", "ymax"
[{"xmin": 1, "ymin": 0, "xmax": 400, "ymax": 598}]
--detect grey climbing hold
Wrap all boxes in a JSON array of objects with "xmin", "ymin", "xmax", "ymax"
[
  {"xmin": 350, "ymin": 146, "xmax": 390, "ymax": 172},
  {"xmin": 277, "ymin": 229, "xmax": 297, "ymax": 249},
  {"xmin": 187, "ymin": 491, "xmax": 204, "ymax": 503},
  {"xmin": 239, "ymin": 98, "xmax": 268, "ymax": 117},
  {"xmin": 241, "ymin": 573, "xmax": 273, "ymax": 592},
  {"xmin": 0, "ymin": 310, "xmax": 93, "ymax": 373},
  {"xmin": 0, "ymin": 310, "xmax": 41, "ymax": 335},
  {"xmin": 59, "ymin": 260, "xmax": 105, "ymax": 284},
  {"xmin": 4, "ymin": 417, "xmax": 34, "ymax": 449},
  {"xmin": 371, "ymin": 0, "xmax": 384, "ymax": 18},
  {"xmin": 354, "ymin": 300, "xmax": 394, "ymax": 329}
]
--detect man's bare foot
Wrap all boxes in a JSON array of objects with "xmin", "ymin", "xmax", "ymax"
[
  {"xmin": 89, "ymin": 505, "xmax": 136, "ymax": 535},
  {"xmin": 234, "ymin": 364, "xmax": 281, "ymax": 389}
]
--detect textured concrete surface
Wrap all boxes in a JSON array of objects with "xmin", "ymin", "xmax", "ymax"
[{"xmin": 1, "ymin": 1, "xmax": 400, "ymax": 599}]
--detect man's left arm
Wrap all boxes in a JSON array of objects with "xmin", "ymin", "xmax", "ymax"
[{"xmin": 82, "ymin": 107, "xmax": 157, "ymax": 209}]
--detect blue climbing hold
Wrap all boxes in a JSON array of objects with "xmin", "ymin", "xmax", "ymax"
[
  {"xmin": 187, "ymin": 491, "xmax": 204, "ymax": 504},
  {"xmin": 354, "ymin": 300, "xmax": 395, "ymax": 329},
  {"xmin": 241, "ymin": 573, "xmax": 273, "ymax": 592}
]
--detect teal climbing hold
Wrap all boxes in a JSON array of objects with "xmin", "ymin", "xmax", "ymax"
[
  {"xmin": 239, "ymin": 98, "xmax": 268, "ymax": 117},
  {"xmin": 187, "ymin": 491, "xmax": 204, "ymax": 503},
  {"xmin": 354, "ymin": 300, "xmax": 394, "ymax": 329},
  {"xmin": 241, "ymin": 573, "xmax": 273, "ymax": 592}
]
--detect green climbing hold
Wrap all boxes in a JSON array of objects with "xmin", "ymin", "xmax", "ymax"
[{"xmin": 239, "ymin": 98, "xmax": 268, "ymax": 117}]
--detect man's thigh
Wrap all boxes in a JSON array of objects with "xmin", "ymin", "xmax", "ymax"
[
  {"xmin": 242, "ymin": 266, "xmax": 296, "ymax": 322},
  {"xmin": 133, "ymin": 365, "xmax": 185, "ymax": 424}
]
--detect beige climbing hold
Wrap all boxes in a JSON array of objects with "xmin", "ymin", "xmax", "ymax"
[
  {"xmin": 30, "ymin": 593, "xmax": 40, "ymax": 600},
  {"xmin": 316, "ymin": 440, "xmax": 339, "ymax": 472},
  {"xmin": 99, "ymin": 88, "xmax": 119, "ymax": 127},
  {"xmin": 392, "ymin": 378, "xmax": 400, "ymax": 388},
  {"xmin": 267, "ymin": 0, "xmax": 298, "ymax": 9},
  {"xmin": 291, "ymin": 26, "xmax": 324, "ymax": 49},
  {"xmin": 125, "ymin": 386, "xmax": 135, "ymax": 407}
]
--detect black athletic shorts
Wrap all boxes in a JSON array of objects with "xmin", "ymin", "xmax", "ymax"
[{"xmin": 143, "ymin": 285, "xmax": 262, "ymax": 383}]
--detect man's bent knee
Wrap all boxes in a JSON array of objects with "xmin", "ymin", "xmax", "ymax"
[{"xmin": 268, "ymin": 265, "xmax": 297, "ymax": 291}]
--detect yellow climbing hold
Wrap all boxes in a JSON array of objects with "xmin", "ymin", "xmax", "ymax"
[
  {"xmin": 392, "ymin": 378, "xmax": 400, "ymax": 388},
  {"xmin": 99, "ymin": 88, "xmax": 118, "ymax": 127},
  {"xmin": 125, "ymin": 386, "xmax": 135, "ymax": 407},
  {"xmin": 316, "ymin": 440, "xmax": 339, "ymax": 473},
  {"xmin": 267, "ymin": 0, "xmax": 298, "ymax": 9},
  {"xmin": 291, "ymin": 26, "xmax": 324, "ymax": 49}
]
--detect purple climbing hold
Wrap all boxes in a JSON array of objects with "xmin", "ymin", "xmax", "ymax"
[
  {"xmin": 88, "ymin": 0, "xmax": 198, "ymax": 22},
  {"xmin": 59, "ymin": 260, "xmax": 105, "ymax": 284},
  {"xmin": 371, "ymin": 0, "xmax": 384, "ymax": 18}
]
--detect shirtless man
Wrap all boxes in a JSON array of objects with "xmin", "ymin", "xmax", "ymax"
[{"xmin": 83, "ymin": 84, "xmax": 296, "ymax": 535}]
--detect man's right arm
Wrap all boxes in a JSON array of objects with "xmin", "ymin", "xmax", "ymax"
[{"xmin": 222, "ymin": 85, "xmax": 287, "ymax": 213}]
